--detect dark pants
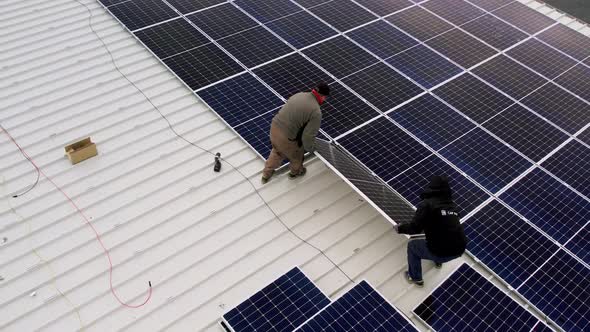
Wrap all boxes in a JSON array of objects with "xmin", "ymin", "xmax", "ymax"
[{"xmin": 407, "ymin": 239, "xmax": 461, "ymax": 280}]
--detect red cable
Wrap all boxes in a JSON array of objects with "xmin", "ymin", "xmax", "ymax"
[{"xmin": 1, "ymin": 125, "xmax": 152, "ymax": 308}]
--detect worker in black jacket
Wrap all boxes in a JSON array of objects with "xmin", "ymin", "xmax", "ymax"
[{"xmin": 394, "ymin": 175, "xmax": 467, "ymax": 287}]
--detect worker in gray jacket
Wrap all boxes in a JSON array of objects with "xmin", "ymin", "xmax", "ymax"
[{"xmin": 262, "ymin": 82, "xmax": 330, "ymax": 184}]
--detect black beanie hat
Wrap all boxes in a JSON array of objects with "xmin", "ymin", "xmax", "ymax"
[{"xmin": 316, "ymin": 82, "xmax": 330, "ymax": 96}]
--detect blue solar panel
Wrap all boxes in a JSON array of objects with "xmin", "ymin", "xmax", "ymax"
[
  {"xmin": 414, "ymin": 263, "xmax": 543, "ymax": 332},
  {"xmin": 542, "ymin": 140, "xmax": 590, "ymax": 199},
  {"xmin": 482, "ymin": 104, "xmax": 569, "ymax": 162},
  {"xmin": 492, "ymin": 1, "xmax": 555, "ymax": 34},
  {"xmin": 566, "ymin": 224, "xmax": 589, "ymax": 265},
  {"xmin": 463, "ymin": 200, "xmax": 559, "ymax": 288},
  {"xmin": 354, "ymin": 0, "xmax": 413, "ymax": 16},
  {"xmin": 579, "ymin": 128, "xmax": 590, "ymax": 145},
  {"xmin": 433, "ymin": 73, "xmax": 515, "ymax": 123},
  {"xmin": 223, "ymin": 267, "xmax": 330, "ymax": 332},
  {"xmin": 310, "ymin": 0, "xmax": 377, "ymax": 32},
  {"xmin": 134, "ymin": 18, "xmax": 210, "ymax": 59},
  {"xmin": 386, "ymin": 6, "xmax": 454, "ymax": 41},
  {"xmin": 507, "ymin": 39, "xmax": 578, "ymax": 80},
  {"xmin": 422, "ymin": 0, "xmax": 485, "ymax": 26},
  {"xmin": 187, "ymin": 3, "xmax": 257, "ymax": 40},
  {"xmin": 500, "ymin": 168, "xmax": 590, "ymax": 245},
  {"xmin": 426, "ymin": 28, "xmax": 497, "ymax": 68},
  {"xmin": 386, "ymin": 45, "xmax": 463, "ymax": 88},
  {"xmin": 338, "ymin": 117, "xmax": 432, "ymax": 182},
  {"xmin": 341, "ymin": 62, "xmax": 423, "ymax": 112},
  {"xmin": 461, "ymin": 14, "xmax": 527, "ymax": 50},
  {"xmin": 538, "ymin": 24, "xmax": 590, "ymax": 62},
  {"xmin": 106, "ymin": 0, "xmax": 179, "ymax": 31},
  {"xmin": 346, "ymin": 21, "xmax": 418, "ymax": 59},
  {"xmin": 521, "ymin": 83, "xmax": 590, "ymax": 135},
  {"xmin": 197, "ymin": 73, "xmax": 284, "ymax": 127},
  {"xmin": 234, "ymin": 110, "xmax": 276, "ymax": 158},
  {"xmin": 217, "ymin": 26, "xmax": 292, "ymax": 68},
  {"xmin": 531, "ymin": 321, "xmax": 557, "ymax": 332},
  {"xmin": 265, "ymin": 11, "xmax": 337, "ymax": 49},
  {"xmin": 234, "ymin": 0, "xmax": 302, "ymax": 23},
  {"xmin": 166, "ymin": 0, "xmax": 226, "ymax": 14},
  {"xmin": 388, "ymin": 154, "xmax": 489, "ymax": 216},
  {"xmin": 440, "ymin": 128, "xmax": 532, "ymax": 193},
  {"xmin": 388, "ymin": 94, "xmax": 475, "ymax": 150},
  {"xmin": 518, "ymin": 250, "xmax": 590, "ymax": 332},
  {"xmin": 554, "ymin": 64, "xmax": 590, "ymax": 102},
  {"xmin": 296, "ymin": 281, "xmax": 418, "ymax": 331}
]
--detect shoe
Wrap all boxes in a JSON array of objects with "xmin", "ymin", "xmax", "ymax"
[
  {"xmin": 261, "ymin": 176, "xmax": 270, "ymax": 184},
  {"xmin": 435, "ymin": 263, "xmax": 442, "ymax": 269},
  {"xmin": 288, "ymin": 167, "xmax": 307, "ymax": 179},
  {"xmin": 404, "ymin": 271, "xmax": 424, "ymax": 287}
]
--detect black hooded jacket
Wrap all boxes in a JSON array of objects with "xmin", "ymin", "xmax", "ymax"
[{"xmin": 397, "ymin": 176, "xmax": 468, "ymax": 257}]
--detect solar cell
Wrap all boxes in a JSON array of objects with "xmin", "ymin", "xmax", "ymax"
[
  {"xmin": 134, "ymin": 18, "xmax": 210, "ymax": 59},
  {"xmin": 341, "ymin": 62, "xmax": 423, "ymax": 112},
  {"xmin": 518, "ymin": 250, "xmax": 590, "ymax": 332},
  {"xmin": 461, "ymin": 14, "xmax": 527, "ymax": 50},
  {"xmin": 296, "ymin": 281, "xmax": 418, "ymax": 331},
  {"xmin": 303, "ymin": 36, "xmax": 378, "ymax": 78},
  {"xmin": 521, "ymin": 83, "xmax": 590, "ymax": 135},
  {"xmin": 197, "ymin": 73, "xmax": 284, "ymax": 127},
  {"xmin": 310, "ymin": 0, "xmax": 377, "ymax": 32},
  {"xmin": 492, "ymin": 1, "xmax": 555, "ymax": 34},
  {"xmin": 354, "ymin": 0, "xmax": 414, "ymax": 16},
  {"xmin": 578, "ymin": 128, "xmax": 590, "ymax": 145},
  {"xmin": 338, "ymin": 117, "xmax": 431, "ymax": 182},
  {"xmin": 293, "ymin": 0, "xmax": 330, "ymax": 8},
  {"xmin": 500, "ymin": 168, "xmax": 590, "ymax": 245},
  {"xmin": 234, "ymin": 0, "xmax": 302, "ymax": 23},
  {"xmin": 537, "ymin": 24, "xmax": 590, "ymax": 61},
  {"xmin": 223, "ymin": 267, "xmax": 330, "ymax": 332},
  {"xmin": 463, "ymin": 200, "xmax": 559, "ymax": 288},
  {"xmin": 265, "ymin": 11, "xmax": 337, "ymax": 49},
  {"xmin": 472, "ymin": 55, "xmax": 547, "ymax": 100},
  {"xmin": 422, "ymin": 0, "xmax": 485, "ymax": 26},
  {"xmin": 388, "ymin": 94, "xmax": 475, "ymax": 150},
  {"xmin": 440, "ymin": 127, "xmax": 532, "ymax": 193},
  {"xmin": 386, "ymin": 6, "xmax": 454, "ymax": 41},
  {"xmin": 217, "ymin": 26, "xmax": 292, "ymax": 68},
  {"xmin": 542, "ymin": 140, "xmax": 590, "ymax": 199},
  {"xmin": 433, "ymin": 73, "xmax": 514, "ymax": 123},
  {"xmin": 107, "ymin": 0, "xmax": 179, "ymax": 31},
  {"xmin": 166, "ymin": 0, "xmax": 226, "ymax": 14},
  {"xmin": 252, "ymin": 53, "xmax": 332, "ymax": 99},
  {"xmin": 506, "ymin": 38, "xmax": 578, "ymax": 79},
  {"xmin": 466, "ymin": 0, "xmax": 514, "ymax": 12},
  {"xmin": 388, "ymin": 154, "xmax": 489, "ymax": 216},
  {"xmin": 554, "ymin": 64, "xmax": 590, "ymax": 102},
  {"xmin": 426, "ymin": 28, "xmax": 497, "ymax": 68},
  {"xmin": 386, "ymin": 45, "xmax": 463, "ymax": 88},
  {"xmin": 414, "ymin": 263, "xmax": 542, "ymax": 332},
  {"xmin": 234, "ymin": 110, "xmax": 276, "ymax": 158},
  {"xmin": 566, "ymin": 224, "xmax": 589, "ymax": 265},
  {"xmin": 346, "ymin": 21, "xmax": 418, "ymax": 59},
  {"xmin": 187, "ymin": 4, "xmax": 257, "ymax": 40}
]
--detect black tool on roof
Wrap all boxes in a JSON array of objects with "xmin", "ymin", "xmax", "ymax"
[{"xmin": 214, "ymin": 152, "xmax": 222, "ymax": 172}]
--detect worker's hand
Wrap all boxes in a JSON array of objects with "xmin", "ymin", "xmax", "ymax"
[{"xmin": 393, "ymin": 225, "xmax": 399, "ymax": 233}]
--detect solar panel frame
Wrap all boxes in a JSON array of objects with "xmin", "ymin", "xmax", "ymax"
[
  {"xmin": 346, "ymin": 20, "xmax": 418, "ymax": 59},
  {"xmin": 234, "ymin": 0, "xmax": 302, "ymax": 23},
  {"xmin": 353, "ymin": 0, "xmax": 414, "ymax": 16},
  {"xmin": 566, "ymin": 223, "xmax": 589, "ymax": 266},
  {"xmin": 386, "ymin": 6, "xmax": 454, "ymax": 41},
  {"xmin": 578, "ymin": 128, "xmax": 590, "ymax": 145},
  {"xmin": 541, "ymin": 140, "xmax": 590, "ymax": 199},
  {"xmin": 186, "ymin": 3, "xmax": 258, "ymax": 40},
  {"xmin": 461, "ymin": 14, "xmax": 528, "ymax": 50},
  {"xmin": 537, "ymin": 24, "xmax": 590, "ymax": 62},
  {"xmin": 465, "ymin": 0, "xmax": 515, "ymax": 12},
  {"xmin": 293, "ymin": 0, "xmax": 331, "ymax": 8},
  {"xmin": 309, "ymin": 0, "xmax": 377, "ymax": 32},
  {"xmin": 106, "ymin": 0, "xmax": 179, "ymax": 31},
  {"xmin": 506, "ymin": 38, "xmax": 578, "ymax": 80},
  {"xmin": 426, "ymin": 28, "xmax": 497, "ymax": 69},
  {"xmin": 422, "ymin": 0, "xmax": 486, "ymax": 26},
  {"xmin": 554, "ymin": 63, "xmax": 590, "ymax": 102},
  {"xmin": 265, "ymin": 11, "xmax": 337, "ymax": 49},
  {"xmin": 492, "ymin": 1, "xmax": 555, "ymax": 35},
  {"xmin": 134, "ymin": 18, "xmax": 211, "ymax": 59},
  {"xmin": 217, "ymin": 26, "xmax": 293, "ymax": 68},
  {"xmin": 165, "ymin": 0, "xmax": 227, "ymax": 14}
]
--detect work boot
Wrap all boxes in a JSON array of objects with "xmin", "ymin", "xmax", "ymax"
[
  {"xmin": 435, "ymin": 263, "xmax": 442, "ymax": 269},
  {"xmin": 288, "ymin": 167, "xmax": 307, "ymax": 180},
  {"xmin": 404, "ymin": 271, "xmax": 424, "ymax": 287},
  {"xmin": 261, "ymin": 170, "xmax": 274, "ymax": 184}
]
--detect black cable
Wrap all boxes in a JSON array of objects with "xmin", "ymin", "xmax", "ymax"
[{"xmin": 70, "ymin": 0, "xmax": 355, "ymax": 285}]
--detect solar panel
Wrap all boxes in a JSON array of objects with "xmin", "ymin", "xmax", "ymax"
[
  {"xmin": 309, "ymin": 0, "xmax": 377, "ymax": 32},
  {"xmin": 506, "ymin": 38, "xmax": 578, "ymax": 80},
  {"xmin": 472, "ymin": 55, "xmax": 547, "ymax": 99},
  {"xmin": 492, "ymin": 1, "xmax": 555, "ymax": 34},
  {"xmin": 433, "ymin": 73, "xmax": 515, "ymax": 123},
  {"xmin": 466, "ymin": 0, "xmax": 514, "ymax": 12},
  {"xmin": 531, "ymin": 322, "xmax": 556, "ymax": 332},
  {"xmin": 222, "ymin": 267, "xmax": 331, "ymax": 332},
  {"xmin": 293, "ymin": 0, "xmax": 330, "ymax": 8},
  {"xmin": 197, "ymin": 73, "xmax": 284, "ymax": 127},
  {"xmin": 554, "ymin": 63, "xmax": 590, "ymax": 102},
  {"xmin": 521, "ymin": 83, "xmax": 590, "ymax": 135},
  {"xmin": 166, "ymin": 0, "xmax": 226, "ymax": 14},
  {"xmin": 134, "ymin": 18, "xmax": 210, "ymax": 59},
  {"xmin": 234, "ymin": 0, "xmax": 302, "ymax": 23},
  {"xmin": 422, "ymin": 0, "xmax": 485, "ymax": 26},
  {"xmin": 341, "ymin": 62, "xmax": 423, "ymax": 112},
  {"xmin": 439, "ymin": 127, "xmax": 532, "ymax": 193},
  {"xmin": 163, "ymin": 43, "xmax": 243, "ymax": 90},
  {"xmin": 106, "ymin": 0, "xmax": 179, "ymax": 31},
  {"xmin": 217, "ymin": 26, "xmax": 292, "ymax": 68},
  {"xmin": 295, "ymin": 281, "xmax": 418, "ymax": 331},
  {"xmin": 386, "ymin": 6, "xmax": 454, "ymax": 41},
  {"xmin": 346, "ymin": 21, "xmax": 418, "ymax": 59},
  {"xmin": 303, "ymin": 36, "xmax": 378, "ymax": 79},
  {"xmin": 426, "ymin": 28, "xmax": 497, "ymax": 68},
  {"xmin": 233, "ymin": 110, "xmax": 277, "ymax": 158},
  {"xmin": 388, "ymin": 94, "xmax": 475, "ymax": 150},
  {"xmin": 265, "ymin": 11, "xmax": 337, "ymax": 49},
  {"xmin": 499, "ymin": 168, "xmax": 590, "ymax": 245},
  {"xmin": 579, "ymin": 128, "xmax": 590, "ymax": 145},
  {"xmin": 518, "ymin": 250, "xmax": 590, "ymax": 332},
  {"xmin": 414, "ymin": 263, "xmax": 544, "ymax": 332},
  {"xmin": 98, "ymin": 0, "xmax": 128, "ymax": 6},
  {"xmin": 187, "ymin": 3, "xmax": 257, "ymax": 40},
  {"xmin": 566, "ymin": 224, "xmax": 589, "ymax": 265},
  {"xmin": 463, "ymin": 200, "xmax": 559, "ymax": 287},
  {"xmin": 461, "ymin": 14, "xmax": 527, "ymax": 50},
  {"xmin": 542, "ymin": 140, "xmax": 590, "ymax": 199},
  {"xmin": 386, "ymin": 45, "xmax": 463, "ymax": 88},
  {"xmin": 537, "ymin": 24, "xmax": 590, "ymax": 61},
  {"xmin": 353, "ymin": 0, "xmax": 414, "ymax": 16},
  {"xmin": 338, "ymin": 117, "xmax": 432, "ymax": 182},
  {"xmin": 388, "ymin": 154, "xmax": 489, "ymax": 216}
]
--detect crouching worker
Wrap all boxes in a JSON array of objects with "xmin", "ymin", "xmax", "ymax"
[{"xmin": 394, "ymin": 176, "xmax": 467, "ymax": 287}]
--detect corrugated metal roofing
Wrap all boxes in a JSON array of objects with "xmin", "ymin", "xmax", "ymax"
[{"xmin": 0, "ymin": 0, "xmax": 587, "ymax": 331}]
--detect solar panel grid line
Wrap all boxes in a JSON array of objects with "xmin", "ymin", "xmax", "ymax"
[{"xmin": 177, "ymin": 1, "xmax": 229, "ymax": 17}]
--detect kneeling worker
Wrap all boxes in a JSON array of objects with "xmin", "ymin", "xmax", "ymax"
[
  {"xmin": 261, "ymin": 82, "xmax": 330, "ymax": 184},
  {"xmin": 395, "ymin": 175, "xmax": 467, "ymax": 287}
]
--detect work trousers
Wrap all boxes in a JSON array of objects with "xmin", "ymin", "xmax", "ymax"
[
  {"xmin": 407, "ymin": 238, "xmax": 461, "ymax": 280},
  {"xmin": 262, "ymin": 123, "xmax": 304, "ymax": 179}
]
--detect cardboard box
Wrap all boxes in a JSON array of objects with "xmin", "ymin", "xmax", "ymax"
[{"xmin": 65, "ymin": 137, "xmax": 98, "ymax": 165}]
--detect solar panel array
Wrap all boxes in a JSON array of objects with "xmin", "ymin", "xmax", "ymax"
[{"xmin": 99, "ymin": 0, "xmax": 590, "ymax": 331}]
